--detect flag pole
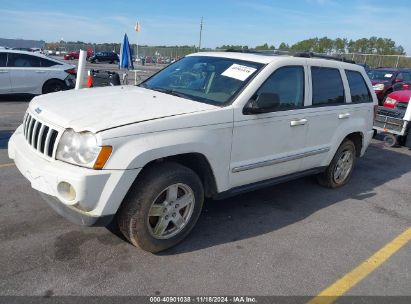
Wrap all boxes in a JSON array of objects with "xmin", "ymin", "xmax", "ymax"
[
  {"xmin": 136, "ymin": 33, "xmax": 139, "ymax": 64},
  {"xmin": 135, "ymin": 20, "xmax": 140, "ymax": 65}
]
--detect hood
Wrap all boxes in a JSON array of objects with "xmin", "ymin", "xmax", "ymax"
[
  {"xmin": 388, "ymin": 90, "xmax": 411, "ymax": 103},
  {"xmin": 29, "ymin": 86, "xmax": 218, "ymax": 133}
]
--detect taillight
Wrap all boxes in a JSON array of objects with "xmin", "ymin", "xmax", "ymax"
[
  {"xmin": 65, "ymin": 68, "xmax": 76, "ymax": 75},
  {"xmin": 383, "ymin": 97, "xmax": 398, "ymax": 108}
]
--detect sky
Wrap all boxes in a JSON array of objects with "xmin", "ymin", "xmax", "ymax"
[{"xmin": 0, "ymin": 0, "xmax": 410, "ymax": 54}]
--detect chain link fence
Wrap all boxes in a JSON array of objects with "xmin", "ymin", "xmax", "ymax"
[
  {"xmin": 53, "ymin": 42, "xmax": 198, "ymax": 59},
  {"xmin": 341, "ymin": 53, "xmax": 411, "ymax": 68},
  {"xmin": 51, "ymin": 43, "xmax": 411, "ymax": 68}
]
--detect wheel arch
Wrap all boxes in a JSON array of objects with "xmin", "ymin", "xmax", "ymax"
[
  {"xmin": 138, "ymin": 153, "xmax": 218, "ymax": 198},
  {"xmin": 42, "ymin": 78, "xmax": 67, "ymax": 94},
  {"xmin": 345, "ymin": 132, "xmax": 363, "ymax": 157}
]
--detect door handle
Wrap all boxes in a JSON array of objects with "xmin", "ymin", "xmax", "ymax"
[
  {"xmin": 0, "ymin": 70, "xmax": 8, "ymax": 73},
  {"xmin": 35, "ymin": 71, "xmax": 46, "ymax": 73},
  {"xmin": 290, "ymin": 118, "xmax": 307, "ymax": 126},
  {"xmin": 338, "ymin": 113, "xmax": 351, "ymax": 119}
]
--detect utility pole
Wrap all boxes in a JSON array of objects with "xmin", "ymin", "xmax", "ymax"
[{"xmin": 198, "ymin": 17, "xmax": 203, "ymax": 52}]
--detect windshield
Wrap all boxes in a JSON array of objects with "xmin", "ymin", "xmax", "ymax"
[
  {"xmin": 367, "ymin": 70, "xmax": 395, "ymax": 81},
  {"xmin": 140, "ymin": 56, "xmax": 264, "ymax": 105}
]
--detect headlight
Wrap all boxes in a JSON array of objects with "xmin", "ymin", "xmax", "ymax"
[
  {"xmin": 56, "ymin": 129, "xmax": 112, "ymax": 169},
  {"xmin": 373, "ymin": 84, "xmax": 385, "ymax": 91}
]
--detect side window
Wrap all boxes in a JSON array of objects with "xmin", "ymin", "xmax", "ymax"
[
  {"xmin": 402, "ymin": 72, "xmax": 411, "ymax": 81},
  {"xmin": 396, "ymin": 73, "xmax": 404, "ymax": 81},
  {"xmin": 39, "ymin": 58, "xmax": 60, "ymax": 67},
  {"xmin": 7, "ymin": 53, "xmax": 41, "ymax": 68},
  {"xmin": 0, "ymin": 53, "xmax": 6, "ymax": 67},
  {"xmin": 253, "ymin": 66, "xmax": 305, "ymax": 111},
  {"xmin": 311, "ymin": 67, "xmax": 345, "ymax": 106},
  {"xmin": 345, "ymin": 70, "xmax": 373, "ymax": 103}
]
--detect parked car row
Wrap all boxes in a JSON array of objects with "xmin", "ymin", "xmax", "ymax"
[
  {"xmin": 367, "ymin": 67, "xmax": 411, "ymax": 105},
  {"xmin": 63, "ymin": 48, "xmax": 93, "ymax": 60},
  {"xmin": 63, "ymin": 50, "xmax": 120, "ymax": 64}
]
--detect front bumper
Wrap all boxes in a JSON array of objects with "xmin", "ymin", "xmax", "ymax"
[{"xmin": 8, "ymin": 126, "xmax": 140, "ymax": 226}]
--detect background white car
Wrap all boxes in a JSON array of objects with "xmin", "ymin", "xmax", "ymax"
[{"xmin": 0, "ymin": 50, "xmax": 76, "ymax": 95}]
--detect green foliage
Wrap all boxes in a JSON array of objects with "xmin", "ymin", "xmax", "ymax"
[{"xmin": 286, "ymin": 36, "xmax": 404, "ymax": 55}]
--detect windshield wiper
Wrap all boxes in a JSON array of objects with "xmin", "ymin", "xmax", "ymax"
[{"xmin": 150, "ymin": 87, "xmax": 195, "ymax": 100}]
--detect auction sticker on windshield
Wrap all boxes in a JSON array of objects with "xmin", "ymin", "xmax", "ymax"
[{"xmin": 222, "ymin": 64, "xmax": 257, "ymax": 81}]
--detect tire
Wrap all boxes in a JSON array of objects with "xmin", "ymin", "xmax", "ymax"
[
  {"xmin": 118, "ymin": 162, "xmax": 204, "ymax": 253},
  {"xmin": 317, "ymin": 139, "xmax": 356, "ymax": 188},
  {"xmin": 42, "ymin": 79, "xmax": 66, "ymax": 94},
  {"xmin": 383, "ymin": 134, "xmax": 399, "ymax": 147},
  {"xmin": 94, "ymin": 59, "xmax": 99, "ymax": 63}
]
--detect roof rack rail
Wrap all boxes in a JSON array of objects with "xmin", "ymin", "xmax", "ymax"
[
  {"xmin": 294, "ymin": 52, "xmax": 356, "ymax": 64},
  {"xmin": 224, "ymin": 49, "xmax": 289, "ymax": 56}
]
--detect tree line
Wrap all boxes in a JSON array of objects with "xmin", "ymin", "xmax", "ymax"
[{"xmin": 219, "ymin": 37, "xmax": 405, "ymax": 55}]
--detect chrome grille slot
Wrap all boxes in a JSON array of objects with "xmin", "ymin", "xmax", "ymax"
[
  {"xmin": 22, "ymin": 112, "xmax": 60, "ymax": 159},
  {"xmin": 374, "ymin": 114, "xmax": 406, "ymax": 133}
]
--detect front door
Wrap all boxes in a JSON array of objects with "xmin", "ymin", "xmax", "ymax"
[{"xmin": 230, "ymin": 65, "xmax": 309, "ymax": 188}]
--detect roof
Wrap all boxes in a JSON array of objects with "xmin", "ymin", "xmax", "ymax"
[
  {"xmin": 188, "ymin": 52, "xmax": 288, "ymax": 64},
  {"xmin": 0, "ymin": 49, "xmax": 50, "ymax": 59},
  {"xmin": 188, "ymin": 51, "xmax": 360, "ymax": 69}
]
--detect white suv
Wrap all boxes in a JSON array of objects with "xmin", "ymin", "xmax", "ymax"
[
  {"xmin": 8, "ymin": 52, "xmax": 377, "ymax": 252},
  {"xmin": 0, "ymin": 50, "xmax": 76, "ymax": 95}
]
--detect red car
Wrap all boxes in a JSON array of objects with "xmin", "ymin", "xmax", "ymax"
[
  {"xmin": 383, "ymin": 90, "xmax": 411, "ymax": 109},
  {"xmin": 64, "ymin": 48, "xmax": 93, "ymax": 60},
  {"xmin": 367, "ymin": 68, "xmax": 411, "ymax": 105}
]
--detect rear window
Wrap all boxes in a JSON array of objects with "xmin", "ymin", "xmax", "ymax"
[
  {"xmin": 311, "ymin": 67, "xmax": 345, "ymax": 106},
  {"xmin": 345, "ymin": 70, "xmax": 373, "ymax": 103},
  {"xmin": 367, "ymin": 70, "xmax": 395, "ymax": 81}
]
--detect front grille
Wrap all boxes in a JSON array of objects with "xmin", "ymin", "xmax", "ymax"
[
  {"xmin": 23, "ymin": 112, "xmax": 59, "ymax": 158},
  {"xmin": 377, "ymin": 107, "xmax": 404, "ymax": 119},
  {"xmin": 374, "ymin": 114, "xmax": 406, "ymax": 133}
]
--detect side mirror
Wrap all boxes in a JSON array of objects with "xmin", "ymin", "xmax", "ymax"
[{"xmin": 243, "ymin": 93, "xmax": 280, "ymax": 114}]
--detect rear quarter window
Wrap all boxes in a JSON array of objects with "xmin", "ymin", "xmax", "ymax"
[
  {"xmin": 345, "ymin": 70, "xmax": 373, "ymax": 103},
  {"xmin": 311, "ymin": 67, "xmax": 345, "ymax": 106},
  {"xmin": 40, "ymin": 58, "xmax": 61, "ymax": 67}
]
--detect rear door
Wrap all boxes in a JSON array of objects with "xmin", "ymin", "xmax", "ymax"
[
  {"xmin": 300, "ymin": 63, "xmax": 351, "ymax": 171},
  {"xmin": 0, "ymin": 52, "xmax": 12, "ymax": 94},
  {"xmin": 8, "ymin": 53, "xmax": 50, "ymax": 94}
]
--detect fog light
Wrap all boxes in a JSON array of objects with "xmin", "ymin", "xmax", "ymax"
[{"xmin": 57, "ymin": 181, "xmax": 76, "ymax": 202}]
